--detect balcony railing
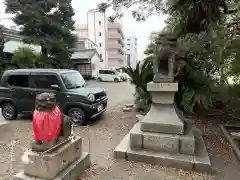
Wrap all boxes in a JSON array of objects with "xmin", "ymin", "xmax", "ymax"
[
  {"xmin": 108, "ymin": 33, "xmax": 124, "ymax": 46},
  {"xmin": 108, "ymin": 23, "xmax": 124, "ymax": 38},
  {"xmin": 107, "ymin": 42, "xmax": 124, "ymax": 53},
  {"xmin": 108, "ymin": 23, "xmax": 122, "ymax": 29},
  {"xmin": 108, "ymin": 53, "xmax": 125, "ymax": 61},
  {"xmin": 108, "ymin": 32, "xmax": 122, "ymax": 39}
]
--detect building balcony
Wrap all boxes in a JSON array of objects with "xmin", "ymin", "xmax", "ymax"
[
  {"xmin": 108, "ymin": 53, "xmax": 125, "ymax": 61},
  {"xmin": 107, "ymin": 42, "xmax": 124, "ymax": 53},
  {"xmin": 108, "ymin": 23, "xmax": 124, "ymax": 38},
  {"xmin": 108, "ymin": 23, "xmax": 122, "ymax": 29},
  {"xmin": 108, "ymin": 33, "xmax": 124, "ymax": 46},
  {"xmin": 108, "ymin": 32, "xmax": 122, "ymax": 39}
]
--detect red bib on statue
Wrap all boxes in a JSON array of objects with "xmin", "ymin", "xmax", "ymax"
[{"xmin": 33, "ymin": 106, "xmax": 62, "ymax": 142}]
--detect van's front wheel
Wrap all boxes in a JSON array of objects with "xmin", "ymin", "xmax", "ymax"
[
  {"xmin": 114, "ymin": 78, "xmax": 119, "ymax": 82},
  {"xmin": 67, "ymin": 108, "xmax": 86, "ymax": 126}
]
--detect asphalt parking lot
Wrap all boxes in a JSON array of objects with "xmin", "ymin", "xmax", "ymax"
[
  {"xmin": 87, "ymin": 80, "xmax": 134, "ymax": 110},
  {"xmin": 0, "ymin": 80, "xmax": 134, "ymax": 124}
]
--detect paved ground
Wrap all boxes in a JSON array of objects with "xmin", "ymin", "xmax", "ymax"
[
  {"xmin": 86, "ymin": 80, "xmax": 134, "ymax": 110},
  {"xmin": 0, "ymin": 81, "xmax": 240, "ymax": 180}
]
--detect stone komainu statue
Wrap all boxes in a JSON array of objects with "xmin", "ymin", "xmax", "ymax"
[
  {"xmin": 31, "ymin": 92, "xmax": 72, "ymax": 152},
  {"xmin": 153, "ymin": 33, "xmax": 178, "ymax": 83}
]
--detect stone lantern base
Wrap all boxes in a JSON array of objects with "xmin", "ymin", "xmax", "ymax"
[{"xmin": 114, "ymin": 82, "xmax": 211, "ymax": 172}]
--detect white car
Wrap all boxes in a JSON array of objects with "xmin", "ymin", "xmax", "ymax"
[
  {"xmin": 118, "ymin": 72, "xmax": 129, "ymax": 81},
  {"xmin": 97, "ymin": 69, "xmax": 122, "ymax": 82}
]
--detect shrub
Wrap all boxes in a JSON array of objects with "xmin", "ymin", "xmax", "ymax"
[{"xmin": 122, "ymin": 58, "xmax": 154, "ymax": 111}]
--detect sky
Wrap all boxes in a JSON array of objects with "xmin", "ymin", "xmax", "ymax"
[{"xmin": 0, "ymin": 0, "xmax": 167, "ymax": 60}]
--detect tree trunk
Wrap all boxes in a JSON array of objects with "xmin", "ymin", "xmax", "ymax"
[
  {"xmin": 0, "ymin": 26, "xmax": 4, "ymax": 59},
  {"xmin": 41, "ymin": 45, "xmax": 48, "ymax": 58},
  {"xmin": 0, "ymin": 27, "xmax": 5, "ymax": 75}
]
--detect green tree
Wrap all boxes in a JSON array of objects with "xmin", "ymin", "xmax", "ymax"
[
  {"xmin": 99, "ymin": 0, "xmax": 240, "ymax": 115},
  {"xmin": 5, "ymin": 0, "xmax": 77, "ymax": 68},
  {"xmin": 11, "ymin": 47, "xmax": 52, "ymax": 69},
  {"xmin": 98, "ymin": 0, "xmax": 238, "ymax": 34}
]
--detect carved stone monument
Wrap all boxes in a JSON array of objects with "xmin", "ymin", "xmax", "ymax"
[
  {"xmin": 14, "ymin": 93, "xmax": 90, "ymax": 180},
  {"xmin": 114, "ymin": 34, "xmax": 211, "ymax": 172}
]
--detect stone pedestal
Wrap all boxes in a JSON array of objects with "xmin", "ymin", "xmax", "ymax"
[
  {"xmin": 114, "ymin": 82, "xmax": 211, "ymax": 172},
  {"xmin": 14, "ymin": 136, "xmax": 90, "ymax": 180}
]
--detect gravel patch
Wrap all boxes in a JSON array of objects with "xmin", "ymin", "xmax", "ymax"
[{"xmin": 0, "ymin": 104, "xmax": 238, "ymax": 179}]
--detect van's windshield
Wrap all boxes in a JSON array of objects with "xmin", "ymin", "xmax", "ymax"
[{"xmin": 60, "ymin": 72, "xmax": 86, "ymax": 89}]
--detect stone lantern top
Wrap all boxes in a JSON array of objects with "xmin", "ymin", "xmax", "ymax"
[{"xmin": 153, "ymin": 33, "xmax": 178, "ymax": 83}]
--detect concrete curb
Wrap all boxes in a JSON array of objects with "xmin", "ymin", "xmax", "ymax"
[{"xmin": 220, "ymin": 125, "xmax": 240, "ymax": 161}]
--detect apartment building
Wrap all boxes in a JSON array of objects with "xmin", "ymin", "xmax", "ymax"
[
  {"xmin": 76, "ymin": 9, "xmax": 125, "ymax": 69},
  {"xmin": 125, "ymin": 36, "xmax": 138, "ymax": 68}
]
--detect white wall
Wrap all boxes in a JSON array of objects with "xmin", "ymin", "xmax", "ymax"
[
  {"xmin": 77, "ymin": 29, "xmax": 88, "ymax": 38},
  {"xmin": 83, "ymin": 39, "xmax": 97, "ymax": 49},
  {"xmin": 91, "ymin": 53, "xmax": 101, "ymax": 77},
  {"xmin": 125, "ymin": 36, "xmax": 138, "ymax": 69},
  {"xmin": 87, "ymin": 10, "xmax": 108, "ymax": 69},
  {"xmin": 85, "ymin": 40, "xmax": 96, "ymax": 49},
  {"xmin": 4, "ymin": 41, "xmax": 41, "ymax": 53},
  {"xmin": 108, "ymin": 59, "xmax": 120, "ymax": 68}
]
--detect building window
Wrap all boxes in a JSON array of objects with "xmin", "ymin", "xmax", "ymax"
[
  {"xmin": 99, "ymin": 54, "xmax": 103, "ymax": 62},
  {"xmin": 99, "ymin": 21, "xmax": 101, "ymax": 25},
  {"xmin": 127, "ymin": 49, "xmax": 130, "ymax": 51},
  {"xmin": 127, "ymin": 44, "xmax": 130, "ymax": 46},
  {"xmin": 127, "ymin": 54, "xmax": 131, "ymax": 67},
  {"xmin": 99, "ymin": 43, "xmax": 102, "ymax": 47},
  {"xmin": 99, "ymin": 32, "xmax": 101, "ymax": 36},
  {"xmin": 127, "ymin": 39, "xmax": 130, "ymax": 41},
  {"xmin": 77, "ymin": 41, "xmax": 85, "ymax": 49}
]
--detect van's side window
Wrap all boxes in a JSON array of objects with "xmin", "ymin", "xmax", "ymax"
[
  {"xmin": 8, "ymin": 75, "xmax": 29, "ymax": 87},
  {"xmin": 99, "ymin": 70, "xmax": 116, "ymax": 75},
  {"xmin": 99, "ymin": 70, "xmax": 104, "ymax": 74},
  {"xmin": 107, "ymin": 70, "xmax": 115, "ymax": 75},
  {"xmin": 31, "ymin": 75, "xmax": 59, "ymax": 89}
]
